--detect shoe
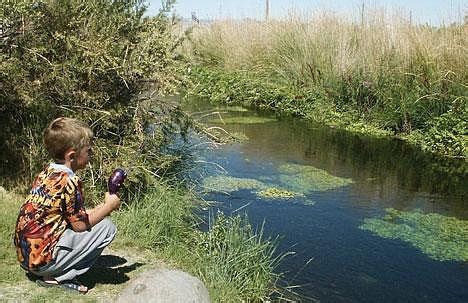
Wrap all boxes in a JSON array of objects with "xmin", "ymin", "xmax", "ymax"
[{"xmin": 36, "ymin": 278, "xmax": 88, "ymax": 294}]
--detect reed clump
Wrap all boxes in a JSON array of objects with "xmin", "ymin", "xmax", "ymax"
[
  {"xmin": 112, "ymin": 187, "xmax": 282, "ymax": 302},
  {"xmin": 187, "ymin": 11, "xmax": 467, "ymax": 158}
]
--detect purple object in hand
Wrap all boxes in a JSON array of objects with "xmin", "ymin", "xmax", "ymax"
[{"xmin": 108, "ymin": 168, "xmax": 127, "ymax": 194}]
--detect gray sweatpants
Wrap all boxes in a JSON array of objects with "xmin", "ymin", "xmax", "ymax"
[{"xmin": 32, "ymin": 218, "xmax": 116, "ymax": 282}]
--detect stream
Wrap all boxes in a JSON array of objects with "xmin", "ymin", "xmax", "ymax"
[{"xmin": 183, "ymin": 100, "xmax": 467, "ymax": 303}]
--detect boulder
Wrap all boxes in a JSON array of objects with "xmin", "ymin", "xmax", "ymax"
[{"xmin": 117, "ymin": 268, "xmax": 210, "ymax": 303}]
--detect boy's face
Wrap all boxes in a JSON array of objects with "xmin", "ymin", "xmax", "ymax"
[{"xmin": 72, "ymin": 144, "xmax": 92, "ymax": 171}]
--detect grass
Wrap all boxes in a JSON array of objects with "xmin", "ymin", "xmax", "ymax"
[
  {"xmin": 186, "ymin": 10, "xmax": 467, "ymax": 158},
  {"xmin": 112, "ymin": 184, "xmax": 196, "ymax": 249},
  {"xmin": 0, "ymin": 190, "xmax": 24, "ymax": 284},
  {"xmin": 113, "ymin": 184, "xmax": 282, "ymax": 302},
  {"xmin": 1, "ymin": 183, "xmax": 283, "ymax": 302},
  {"xmin": 0, "ymin": 189, "xmax": 148, "ymax": 302},
  {"xmin": 175, "ymin": 214, "xmax": 282, "ymax": 301}
]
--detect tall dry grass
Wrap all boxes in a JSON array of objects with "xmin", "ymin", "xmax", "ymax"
[
  {"xmin": 186, "ymin": 9, "xmax": 467, "ymax": 156},
  {"xmin": 189, "ymin": 10, "xmax": 466, "ymax": 84}
]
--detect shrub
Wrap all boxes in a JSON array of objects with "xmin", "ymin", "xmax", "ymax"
[{"xmin": 0, "ymin": 0, "xmax": 189, "ymax": 193}]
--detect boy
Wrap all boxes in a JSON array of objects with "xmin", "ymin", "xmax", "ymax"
[{"xmin": 14, "ymin": 117, "xmax": 121, "ymax": 293}]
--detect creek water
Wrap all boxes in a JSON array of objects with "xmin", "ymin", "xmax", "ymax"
[{"xmin": 183, "ymin": 100, "xmax": 467, "ymax": 303}]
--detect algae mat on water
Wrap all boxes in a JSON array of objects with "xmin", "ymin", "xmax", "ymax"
[
  {"xmin": 278, "ymin": 163, "xmax": 354, "ymax": 193},
  {"xmin": 224, "ymin": 106, "xmax": 250, "ymax": 112},
  {"xmin": 209, "ymin": 116, "xmax": 277, "ymax": 124},
  {"xmin": 201, "ymin": 162, "xmax": 354, "ymax": 204},
  {"xmin": 203, "ymin": 176, "xmax": 267, "ymax": 193},
  {"xmin": 360, "ymin": 208, "xmax": 468, "ymax": 262},
  {"xmin": 257, "ymin": 187, "xmax": 315, "ymax": 205},
  {"xmin": 202, "ymin": 176, "xmax": 311, "ymax": 203},
  {"xmin": 257, "ymin": 187, "xmax": 305, "ymax": 199}
]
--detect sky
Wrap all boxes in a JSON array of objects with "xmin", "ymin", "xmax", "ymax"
[{"xmin": 146, "ymin": 0, "xmax": 467, "ymax": 25}]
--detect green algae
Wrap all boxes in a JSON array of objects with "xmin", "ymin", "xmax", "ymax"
[
  {"xmin": 230, "ymin": 132, "xmax": 249, "ymax": 142},
  {"xmin": 202, "ymin": 176, "xmax": 268, "ymax": 193},
  {"xmin": 360, "ymin": 208, "xmax": 468, "ymax": 262},
  {"xmin": 256, "ymin": 187, "xmax": 305, "ymax": 200},
  {"xmin": 210, "ymin": 116, "xmax": 277, "ymax": 124},
  {"xmin": 257, "ymin": 187, "xmax": 315, "ymax": 205},
  {"xmin": 257, "ymin": 175, "xmax": 274, "ymax": 182},
  {"xmin": 202, "ymin": 175, "xmax": 314, "ymax": 206},
  {"xmin": 278, "ymin": 163, "xmax": 353, "ymax": 193},
  {"xmin": 224, "ymin": 106, "xmax": 249, "ymax": 112},
  {"xmin": 205, "ymin": 128, "xmax": 248, "ymax": 143}
]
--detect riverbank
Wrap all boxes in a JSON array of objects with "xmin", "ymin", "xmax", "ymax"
[
  {"xmin": 179, "ymin": 99, "xmax": 468, "ymax": 302},
  {"xmin": 1, "ymin": 2, "xmax": 284, "ymax": 301},
  {"xmin": 187, "ymin": 66, "xmax": 466, "ymax": 159},
  {"xmin": 185, "ymin": 16, "xmax": 467, "ymax": 159},
  {"xmin": 0, "ymin": 185, "xmax": 281, "ymax": 302}
]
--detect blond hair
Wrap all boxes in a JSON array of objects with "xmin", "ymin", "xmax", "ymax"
[{"xmin": 44, "ymin": 117, "xmax": 93, "ymax": 161}]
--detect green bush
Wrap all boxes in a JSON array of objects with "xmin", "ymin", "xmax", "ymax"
[{"xmin": 0, "ymin": 0, "xmax": 189, "ymax": 192}]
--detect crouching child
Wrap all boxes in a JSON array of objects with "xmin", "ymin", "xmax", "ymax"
[{"xmin": 14, "ymin": 117, "xmax": 121, "ymax": 293}]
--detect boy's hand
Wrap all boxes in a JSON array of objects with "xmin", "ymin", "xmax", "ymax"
[{"xmin": 104, "ymin": 192, "xmax": 121, "ymax": 211}]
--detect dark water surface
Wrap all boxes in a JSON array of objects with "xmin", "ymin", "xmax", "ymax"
[{"xmin": 184, "ymin": 101, "xmax": 467, "ymax": 302}]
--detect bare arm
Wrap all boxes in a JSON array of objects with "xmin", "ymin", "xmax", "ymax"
[
  {"xmin": 70, "ymin": 193, "xmax": 120, "ymax": 232},
  {"xmin": 86, "ymin": 203, "xmax": 105, "ymax": 217}
]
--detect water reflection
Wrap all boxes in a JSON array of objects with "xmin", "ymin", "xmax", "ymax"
[
  {"xmin": 196, "ymin": 107, "xmax": 467, "ymax": 218},
  {"xmin": 183, "ymin": 100, "xmax": 468, "ymax": 302}
]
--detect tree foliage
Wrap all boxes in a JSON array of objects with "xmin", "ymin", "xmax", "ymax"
[{"xmin": 0, "ymin": 0, "xmax": 189, "ymax": 192}]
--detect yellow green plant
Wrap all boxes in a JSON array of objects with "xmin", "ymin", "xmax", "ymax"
[
  {"xmin": 278, "ymin": 163, "xmax": 353, "ymax": 193},
  {"xmin": 360, "ymin": 208, "xmax": 468, "ymax": 261}
]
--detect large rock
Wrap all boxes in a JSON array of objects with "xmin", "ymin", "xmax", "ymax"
[{"xmin": 117, "ymin": 268, "xmax": 210, "ymax": 303}]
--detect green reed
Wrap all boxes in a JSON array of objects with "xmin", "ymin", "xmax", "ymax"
[
  {"xmin": 112, "ymin": 184, "xmax": 284, "ymax": 302},
  {"xmin": 186, "ymin": 11, "xmax": 467, "ymax": 158}
]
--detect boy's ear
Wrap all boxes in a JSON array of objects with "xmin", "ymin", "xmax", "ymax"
[{"xmin": 64, "ymin": 148, "xmax": 77, "ymax": 161}]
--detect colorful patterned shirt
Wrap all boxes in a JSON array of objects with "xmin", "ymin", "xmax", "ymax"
[{"xmin": 14, "ymin": 163, "xmax": 91, "ymax": 270}]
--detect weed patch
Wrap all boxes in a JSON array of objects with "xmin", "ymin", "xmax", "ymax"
[
  {"xmin": 360, "ymin": 208, "xmax": 468, "ymax": 261},
  {"xmin": 186, "ymin": 16, "xmax": 467, "ymax": 158},
  {"xmin": 278, "ymin": 163, "xmax": 353, "ymax": 193}
]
